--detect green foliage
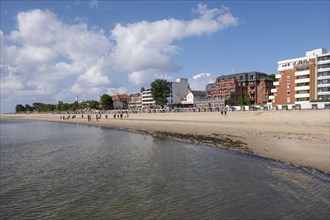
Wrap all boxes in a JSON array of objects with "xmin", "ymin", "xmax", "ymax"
[
  {"xmin": 268, "ymin": 74, "xmax": 276, "ymax": 81},
  {"xmin": 140, "ymin": 87, "xmax": 145, "ymax": 93},
  {"xmin": 100, "ymin": 94, "xmax": 113, "ymax": 110},
  {"xmin": 310, "ymin": 99, "xmax": 330, "ymax": 102},
  {"xmin": 15, "ymin": 100, "xmax": 100, "ymax": 113},
  {"xmin": 150, "ymin": 79, "xmax": 171, "ymax": 107},
  {"xmin": 237, "ymin": 96, "xmax": 251, "ymax": 106},
  {"xmin": 15, "ymin": 104, "xmax": 26, "ymax": 113},
  {"xmin": 24, "ymin": 104, "xmax": 34, "ymax": 112}
]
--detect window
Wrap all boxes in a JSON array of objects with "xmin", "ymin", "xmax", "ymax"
[
  {"xmin": 287, "ymin": 91, "xmax": 290, "ymax": 95},
  {"xmin": 287, "ymin": 97, "xmax": 290, "ymax": 103},
  {"xmin": 287, "ymin": 76, "xmax": 291, "ymax": 81},
  {"xmin": 287, "ymin": 84, "xmax": 290, "ymax": 89}
]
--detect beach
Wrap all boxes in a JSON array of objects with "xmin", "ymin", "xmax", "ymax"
[{"xmin": 1, "ymin": 110, "xmax": 329, "ymax": 173}]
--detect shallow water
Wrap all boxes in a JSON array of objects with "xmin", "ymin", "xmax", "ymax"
[{"xmin": 0, "ymin": 120, "xmax": 329, "ymax": 219}]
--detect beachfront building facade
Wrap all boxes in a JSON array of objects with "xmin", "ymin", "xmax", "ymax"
[
  {"xmin": 168, "ymin": 78, "xmax": 191, "ymax": 105},
  {"xmin": 128, "ymin": 93, "xmax": 142, "ymax": 109},
  {"xmin": 181, "ymin": 90, "xmax": 206, "ymax": 105},
  {"xmin": 111, "ymin": 94, "xmax": 130, "ymax": 109},
  {"xmin": 270, "ymin": 48, "xmax": 330, "ymax": 104},
  {"xmin": 206, "ymin": 72, "xmax": 273, "ymax": 105},
  {"xmin": 141, "ymin": 89, "xmax": 156, "ymax": 108}
]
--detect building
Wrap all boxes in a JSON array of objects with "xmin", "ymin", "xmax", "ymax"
[
  {"xmin": 141, "ymin": 89, "xmax": 156, "ymax": 108},
  {"xmin": 181, "ymin": 90, "xmax": 206, "ymax": 105},
  {"xmin": 168, "ymin": 78, "xmax": 190, "ymax": 105},
  {"xmin": 128, "ymin": 93, "xmax": 142, "ymax": 109},
  {"xmin": 111, "ymin": 94, "xmax": 130, "ymax": 109},
  {"xmin": 206, "ymin": 72, "xmax": 273, "ymax": 105},
  {"xmin": 270, "ymin": 48, "xmax": 330, "ymax": 105}
]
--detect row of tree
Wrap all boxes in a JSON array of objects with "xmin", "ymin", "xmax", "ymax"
[{"xmin": 15, "ymin": 94, "xmax": 114, "ymax": 113}]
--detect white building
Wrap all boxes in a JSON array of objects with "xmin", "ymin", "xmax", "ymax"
[
  {"xmin": 181, "ymin": 90, "xmax": 206, "ymax": 105},
  {"xmin": 317, "ymin": 51, "xmax": 330, "ymax": 100},
  {"xmin": 141, "ymin": 89, "xmax": 156, "ymax": 108},
  {"xmin": 270, "ymin": 48, "xmax": 330, "ymax": 105}
]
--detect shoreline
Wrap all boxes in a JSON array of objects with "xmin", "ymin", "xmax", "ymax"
[{"xmin": 1, "ymin": 110, "xmax": 329, "ymax": 173}]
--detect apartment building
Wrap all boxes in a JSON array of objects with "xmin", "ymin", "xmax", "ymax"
[
  {"xmin": 206, "ymin": 72, "xmax": 273, "ymax": 105},
  {"xmin": 128, "ymin": 93, "xmax": 142, "ymax": 109},
  {"xmin": 317, "ymin": 51, "xmax": 330, "ymax": 100},
  {"xmin": 270, "ymin": 48, "xmax": 330, "ymax": 104},
  {"xmin": 141, "ymin": 89, "xmax": 156, "ymax": 108}
]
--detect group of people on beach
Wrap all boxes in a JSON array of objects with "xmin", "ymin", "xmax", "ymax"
[
  {"xmin": 220, "ymin": 109, "xmax": 227, "ymax": 116},
  {"xmin": 113, "ymin": 113, "xmax": 129, "ymax": 119},
  {"xmin": 59, "ymin": 113, "xmax": 128, "ymax": 122}
]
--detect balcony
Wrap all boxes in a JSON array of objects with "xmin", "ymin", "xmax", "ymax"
[
  {"xmin": 294, "ymin": 93, "xmax": 310, "ymax": 98},
  {"xmin": 273, "ymin": 81, "xmax": 279, "ymax": 86},
  {"xmin": 318, "ymin": 75, "xmax": 330, "ymax": 80},
  {"xmin": 318, "ymin": 67, "xmax": 330, "ymax": 72},
  {"xmin": 295, "ymin": 70, "xmax": 310, "ymax": 76},
  {"xmin": 318, "ymin": 60, "xmax": 330, "ymax": 65},
  {"xmin": 275, "ymin": 74, "xmax": 282, "ymax": 79},
  {"xmin": 295, "ymin": 78, "xmax": 310, "ymax": 84},
  {"xmin": 318, "ymin": 83, "xmax": 330, "ymax": 88},
  {"xmin": 294, "ymin": 86, "xmax": 310, "ymax": 91},
  {"xmin": 318, "ymin": 91, "xmax": 330, "ymax": 95},
  {"xmin": 271, "ymin": 88, "xmax": 277, "ymax": 93}
]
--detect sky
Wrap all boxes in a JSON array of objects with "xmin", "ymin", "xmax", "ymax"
[{"xmin": 1, "ymin": 0, "xmax": 329, "ymax": 113}]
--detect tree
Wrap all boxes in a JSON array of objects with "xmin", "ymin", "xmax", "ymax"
[
  {"xmin": 140, "ymin": 87, "xmax": 145, "ymax": 93},
  {"xmin": 237, "ymin": 96, "xmax": 251, "ymax": 106},
  {"xmin": 25, "ymin": 104, "xmax": 33, "ymax": 112},
  {"xmin": 268, "ymin": 74, "xmax": 276, "ymax": 81},
  {"xmin": 150, "ymin": 79, "xmax": 171, "ymax": 108},
  {"xmin": 15, "ymin": 104, "xmax": 26, "ymax": 113},
  {"xmin": 100, "ymin": 94, "xmax": 113, "ymax": 110}
]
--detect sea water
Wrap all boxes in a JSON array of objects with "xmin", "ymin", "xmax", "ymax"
[{"xmin": 0, "ymin": 119, "xmax": 329, "ymax": 219}]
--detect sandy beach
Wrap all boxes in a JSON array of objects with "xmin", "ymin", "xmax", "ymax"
[{"xmin": 1, "ymin": 110, "xmax": 329, "ymax": 173}]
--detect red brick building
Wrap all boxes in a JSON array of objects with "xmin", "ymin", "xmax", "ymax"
[{"xmin": 206, "ymin": 72, "xmax": 273, "ymax": 105}]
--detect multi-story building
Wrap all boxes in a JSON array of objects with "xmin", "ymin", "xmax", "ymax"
[
  {"xmin": 317, "ymin": 51, "xmax": 330, "ymax": 100},
  {"xmin": 128, "ymin": 93, "xmax": 142, "ymax": 109},
  {"xmin": 206, "ymin": 72, "xmax": 273, "ymax": 105},
  {"xmin": 168, "ymin": 78, "xmax": 190, "ymax": 105},
  {"xmin": 270, "ymin": 48, "xmax": 330, "ymax": 105},
  {"xmin": 111, "ymin": 94, "xmax": 130, "ymax": 109},
  {"xmin": 141, "ymin": 89, "xmax": 156, "ymax": 108}
]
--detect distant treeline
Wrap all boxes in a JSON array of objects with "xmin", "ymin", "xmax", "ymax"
[
  {"xmin": 15, "ymin": 94, "xmax": 114, "ymax": 113},
  {"xmin": 15, "ymin": 101, "xmax": 100, "ymax": 113}
]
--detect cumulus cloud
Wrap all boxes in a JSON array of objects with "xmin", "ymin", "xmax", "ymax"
[
  {"xmin": 110, "ymin": 3, "xmax": 238, "ymax": 76},
  {"xmin": 189, "ymin": 72, "xmax": 216, "ymax": 91},
  {"xmin": 1, "ymin": 4, "xmax": 238, "ymax": 112},
  {"xmin": 1, "ymin": 9, "xmax": 111, "ymax": 105}
]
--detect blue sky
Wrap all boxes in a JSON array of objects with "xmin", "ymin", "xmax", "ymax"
[{"xmin": 1, "ymin": 0, "xmax": 329, "ymax": 113}]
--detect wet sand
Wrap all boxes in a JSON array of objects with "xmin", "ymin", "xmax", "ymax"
[{"xmin": 1, "ymin": 110, "xmax": 329, "ymax": 173}]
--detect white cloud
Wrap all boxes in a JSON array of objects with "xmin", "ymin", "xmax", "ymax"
[
  {"xmin": 110, "ymin": 3, "xmax": 237, "ymax": 85},
  {"xmin": 107, "ymin": 87, "xmax": 129, "ymax": 95},
  {"xmin": 1, "ymin": 9, "xmax": 112, "ymax": 106},
  {"xmin": 189, "ymin": 72, "xmax": 215, "ymax": 91},
  {"xmin": 0, "ymin": 4, "xmax": 238, "ymax": 112}
]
